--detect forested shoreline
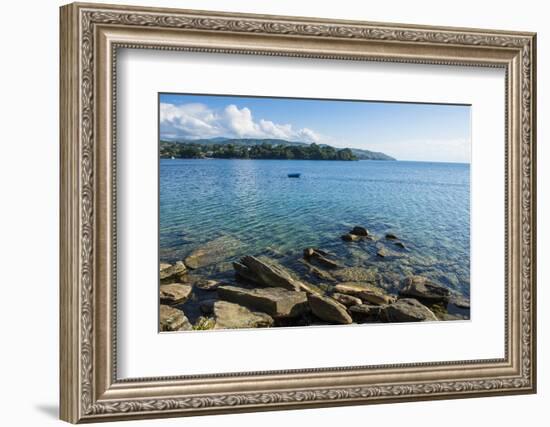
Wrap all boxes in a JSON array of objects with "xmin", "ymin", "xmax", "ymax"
[{"xmin": 160, "ymin": 141, "xmax": 359, "ymax": 161}]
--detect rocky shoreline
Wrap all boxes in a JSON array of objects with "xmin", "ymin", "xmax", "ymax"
[{"xmin": 159, "ymin": 226, "xmax": 470, "ymax": 332}]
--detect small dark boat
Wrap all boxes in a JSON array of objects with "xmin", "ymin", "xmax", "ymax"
[{"xmin": 287, "ymin": 173, "xmax": 301, "ymax": 178}]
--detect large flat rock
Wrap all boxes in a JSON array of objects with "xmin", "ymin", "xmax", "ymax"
[
  {"xmin": 303, "ymin": 248, "xmax": 340, "ymax": 269},
  {"xmin": 213, "ymin": 301, "xmax": 274, "ymax": 330},
  {"xmin": 159, "ymin": 283, "xmax": 192, "ymax": 305},
  {"xmin": 159, "ymin": 305, "xmax": 192, "ymax": 331},
  {"xmin": 217, "ymin": 285, "xmax": 308, "ymax": 317},
  {"xmin": 399, "ymin": 276, "xmax": 451, "ymax": 303},
  {"xmin": 381, "ymin": 298, "xmax": 438, "ymax": 322},
  {"xmin": 159, "ymin": 261, "xmax": 187, "ymax": 282},
  {"xmin": 307, "ymin": 293, "xmax": 353, "ymax": 324},
  {"xmin": 331, "ymin": 292, "xmax": 362, "ymax": 307},
  {"xmin": 334, "ymin": 282, "xmax": 395, "ymax": 305},
  {"xmin": 234, "ymin": 255, "xmax": 308, "ymax": 292}
]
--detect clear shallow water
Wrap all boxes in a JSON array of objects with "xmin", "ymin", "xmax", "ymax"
[{"xmin": 160, "ymin": 159, "xmax": 470, "ymax": 297}]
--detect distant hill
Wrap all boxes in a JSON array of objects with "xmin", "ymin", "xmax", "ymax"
[
  {"xmin": 348, "ymin": 148, "xmax": 395, "ymax": 161},
  {"xmin": 164, "ymin": 137, "xmax": 395, "ymax": 160}
]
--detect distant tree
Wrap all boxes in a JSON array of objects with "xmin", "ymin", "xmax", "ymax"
[
  {"xmin": 336, "ymin": 148, "xmax": 355, "ymax": 161},
  {"xmin": 159, "ymin": 141, "xmax": 358, "ymax": 161}
]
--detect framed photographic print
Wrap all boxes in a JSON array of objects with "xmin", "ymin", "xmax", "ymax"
[{"xmin": 60, "ymin": 2, "xmax": 537, "ymax": 423}]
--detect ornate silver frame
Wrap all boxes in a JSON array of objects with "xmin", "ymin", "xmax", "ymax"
[{"xmin": 60, "ymin": 2, "xmax": 537, "ymax": 423}]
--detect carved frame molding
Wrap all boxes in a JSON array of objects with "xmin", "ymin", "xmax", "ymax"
[{"xmin": 60, "ymin": 2, "xmax": 536, "ymax": 423}]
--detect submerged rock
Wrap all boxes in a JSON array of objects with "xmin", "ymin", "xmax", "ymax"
[
  {"xmin": 159, "ymin": 283, "xmax": 192, "ymax": 305},
  {"xmin": 217, "ymin": 285, "xmax": 308, "ymax": 317},
  {"xmin": 441, "ymin": 313, "xmax": 469, "ymax": 321},
  {"xmin": 184, "ymin": 235, "xmax": 243, "ymax": 269},
  {"xmin": 381, "ymin": 298, "xmax": 438, "ymax": 322},
  {"xmin": 394, "ymin": 241, "xmax": 406, "ymax": 249},
  {"xmin": 376, "ymin": 243, "xmax": 404, "ymax": 258},
  {"xmin": 331, "ymin": 292, "xmax": 362, "ymax": 307},
  {"xmin": 333, "ymin": 267, "xmax": 379, "ymax": 283},
  {"xmin": 307, "ymin": 293, "xmax": 353, "ymax": 324},
  {"xmin": 399, "ymin": 275, "xmax": 451, "ymax": 303},
  {"xmin": 385, "ymin": 233, "xmax": 398, "ymax": 240},
  {"xmin": 303, "ymin": 248, "xmax": 340, "ymax": 269},
  {"xmin": 304, "ymin": 247, "xmax": 330, "ymax": 256},
  {"xmin": 334, "ymin": 282, "xmax": 395, "ymax": 305},
  {"xmin": 213, "ymin": 301, "xmax": 274, "ymax": 329},
  {"xmin": 381, "ymin": 271, "xmax": 402, "ymax": 292},
  {"xmin": 449, "ymin": 294, "xmax": 471, "ymax": 309},
  {"xmin": 194, "ymin": 279, "xmax": 221, "ymax": 291},
  {"xmin": 376, "ymin": 247, "xmax": 388, "ymax": 257},
  {"xmin": 341, "ymin": 233, "xmax": 360, "ymax": 242},
  {"xmin": 159, "ymin": 305, "xmax": 192, "ymax": 331},
  {"xmin": 305, "ymin": 263, "xmax": 336, "ymax": 282},
  {"xmin": 160, "ymin": 262, "xmax": 172, "ymax": 271},
  {"xmin": 350, "ymin": 226, "xmax": 369, "ymax": 236},
  {"xmin": 159, "ymin": 261, "xmax": 187, "ymax": 281},
  {"xmin": 234, "ymin": 255, "xmax": 310, "ymax": 292}
]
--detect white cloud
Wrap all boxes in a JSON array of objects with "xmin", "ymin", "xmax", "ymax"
[
  {"xmin": 223, "ymin": 105, "xmax": 263, "ymax": 138},
  {"xmin": 297, "ymin": 128, "xmax": 322, "ymax": 143},
  {"xmin": 160, "ymin": 102, "xmax": 322, "ymax": 143},
  {"xmin": 159, "ymin": 103, "xmax": 223, "ymax": 139}
]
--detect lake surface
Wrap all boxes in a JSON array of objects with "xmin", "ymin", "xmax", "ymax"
[{"xmin": 160, "ymin": 159, "xmax": 470, "ymax": 298}]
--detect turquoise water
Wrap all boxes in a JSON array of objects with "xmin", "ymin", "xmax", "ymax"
[{"xmin": 160, "ymin": 159, "xmax": 470, "ymax": 297}]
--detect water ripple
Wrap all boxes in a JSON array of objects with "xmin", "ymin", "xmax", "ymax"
[{"xmin": 160, "ymin": 159, "xmax": 470, "ymax": 296}]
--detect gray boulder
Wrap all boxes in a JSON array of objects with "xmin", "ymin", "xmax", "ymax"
[
  {"xmin": 351, "ymin": 226, "xmax": 369, "ymax": 236},
  {"xmin": 233, "ymin": 261, "xmax": 259, "ymax": 283},
  {"xmin": 159, "ymin": 262, "xmax": 172, "ymax": 271},
  {"xmin": 331, "ymin": 292, "xmax": 362, "ymax": 307},
  {"xmin": 381, "ymin": 298, "xmax": 438, "ymax": 322},
  {"xmin": 213, "ymin": 301, "xmax": 274, "ymax": 329},
  {"xmin": 159, "ymin": 261, "xmax": 187, "ymax": 281},
  {"xmin": 159, "ymin": 283, "xmax": 192, "ymax": 304},
  {"xmin": 159, "ymin": 305, "xmax": 192, "ymax": 331},
  {"xmin": 303, "ymin": 248, "xmax": 340, "ymax": 269},
  {"xmin": 399, "ymin": 276, "xmax": 451, "ymax": 303},
  {"xmin": 334, "ymin": 282, "xmax": 395, "ymax": 305},
  {"xmin": 307, "ymin": 293, "xmax": 353, "ymax": 324},
  {"xmin": 217, "ymin": 285, "xmax": 308, "ymax": 317},
  {"xmin": 349, "ymin": 304, "xmax": 383, "ymax": 322},
  {"xmin": 341, "ymin": 233, "xmax": 360, "ymax": 242},
  {"xmin": 234, "ymin": 255, "xmax": 308, "ymax": 292}
]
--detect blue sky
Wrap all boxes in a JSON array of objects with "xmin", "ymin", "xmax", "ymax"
[{"xmin": 159, "ymin": 93, "xmax": 471, "ymax": 163}]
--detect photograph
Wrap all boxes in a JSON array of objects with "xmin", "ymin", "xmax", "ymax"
[
  {"xmin": 158, "ymin": 93, "xmax": 472, "ymax": 331},
  {"xmin": 56, "ymin": 2, "xmax": 536, "ymax": 422}
]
